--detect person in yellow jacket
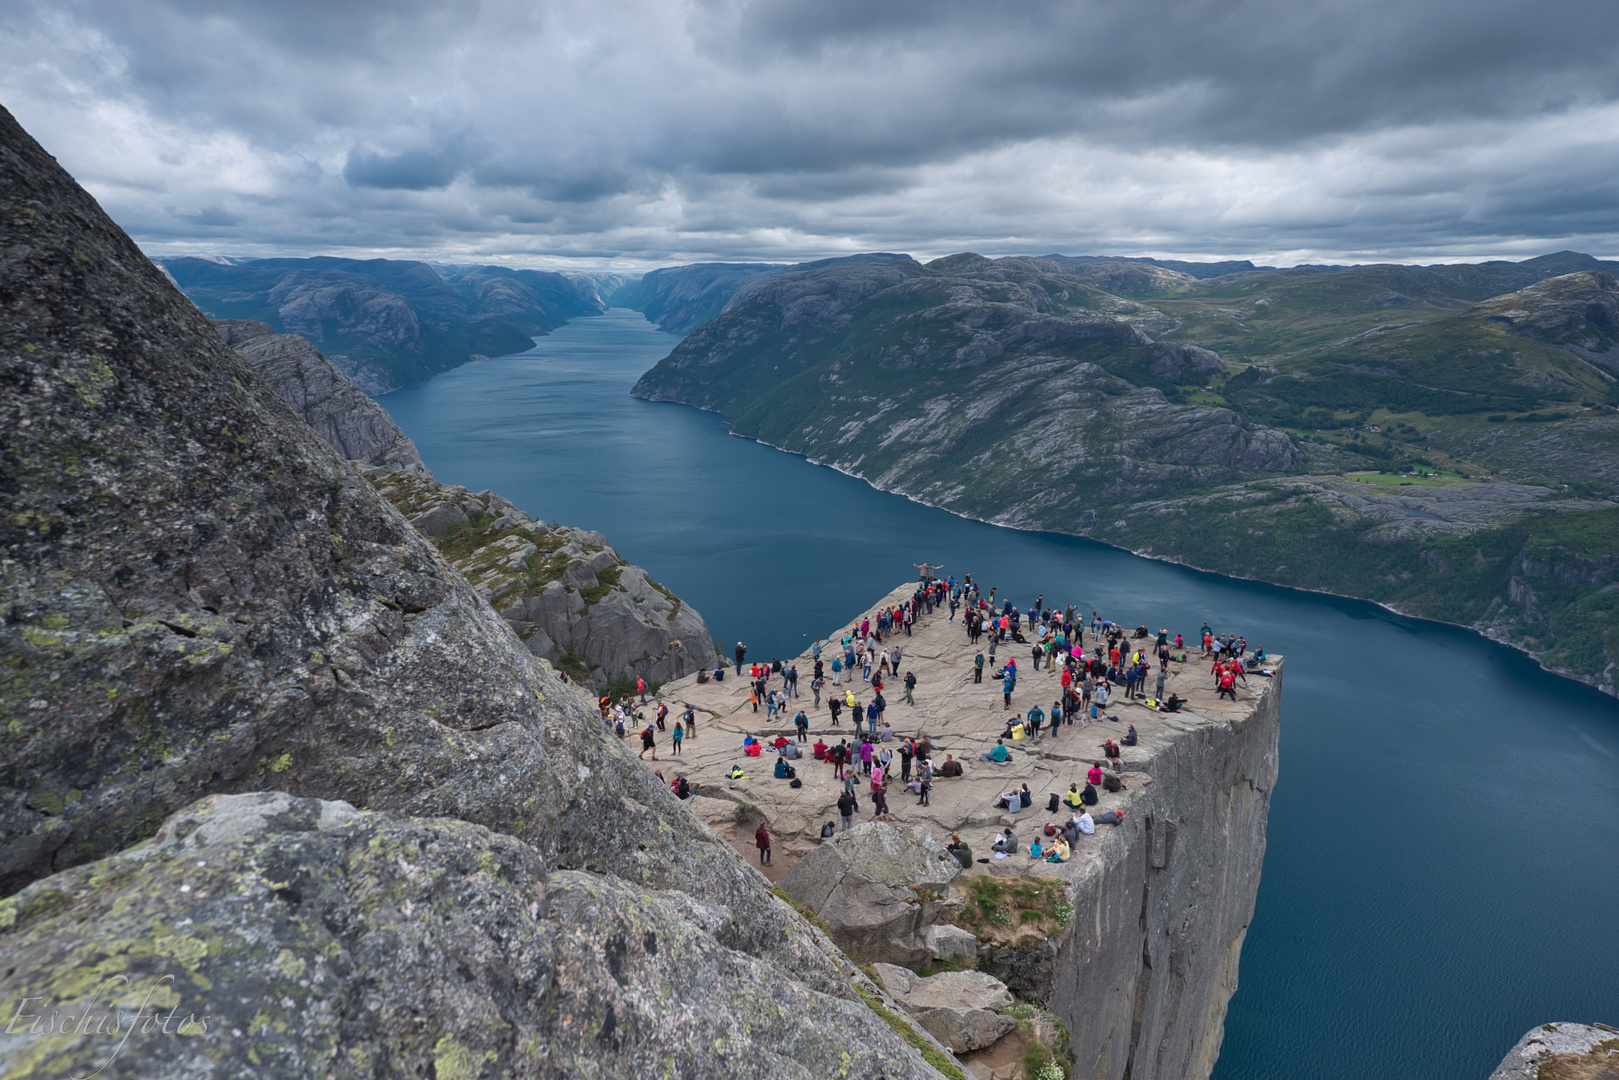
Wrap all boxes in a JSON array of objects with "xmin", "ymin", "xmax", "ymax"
[{"xmin": 1048, "ymin": 836, "xmax": 1071, "ymax": 862}]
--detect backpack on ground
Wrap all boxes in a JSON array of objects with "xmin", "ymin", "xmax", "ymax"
[
  {"xmin": 1103, "ymin": 773, "xmax": 1123, "ymax": 792},
  {"xmin": 1044, "ymin": 822, "xmax": 1057, "ymax": 837},
  {"xmin": 821, "ymin": 821, "xmax": 835, "ymax": 837},
  {"xmin": 789, "ymin": 778, "xmax": 802, "ymax": 789},
  {"xmin": 1046, "ymin": 792, "xmax": 1060, "ymax": 813}
]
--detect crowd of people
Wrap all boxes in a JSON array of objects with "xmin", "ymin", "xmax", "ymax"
[{"xmin": 620, "ymin": 565, "xmax": 1269, "ymax": 873}]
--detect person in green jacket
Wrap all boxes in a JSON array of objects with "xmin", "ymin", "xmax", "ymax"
[{"xmin": 973, "ymin": 652, "xmax": 985, "ymax": 684}]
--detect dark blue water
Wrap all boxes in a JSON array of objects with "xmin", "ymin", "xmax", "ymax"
[{"xmin": 380, "ymin": 309, "xmax": 1619, "ymax": 1080}]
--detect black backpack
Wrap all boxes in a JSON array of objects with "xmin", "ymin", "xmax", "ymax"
[
  {"xmin": 789, "ymin": 778, "xmax": 802, "ymax": 789},
  {"xmin": 1103, "ymin": 773, "xmax": 1123, "ymax": 792},
  {"xmin": 821, "ymin": 821, "xmax": 835, "ymax": 837},
  {"xmin": 1046, "ymin": 792, "xmax": 1060, "ymax": 813}
]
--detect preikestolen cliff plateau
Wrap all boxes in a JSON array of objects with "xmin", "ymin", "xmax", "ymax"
[{"xmin": 2, "ymin": 4, "xmax": 1618, "ymax": 1079}]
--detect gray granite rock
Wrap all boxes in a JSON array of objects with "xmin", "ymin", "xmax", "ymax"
[
  {"xmin": 1488, "ymin": 1022, "xmax": 1619, "ymax": 1080},
  {"xmin": 872, "ymin": 965, "xmax": 1016, "ymax": 1053},
  {"xmin": 927, "ymin": 923, "xmax": 981, "ymax": 963},
  {"xmin": 364, "ymin": 470, "xmax": 716, "ymax": 689},
  {"xmin": 218, "ymin": 324, "xmax": 430, "ymax": 475},
  {"xmin": 0, "ymin": 793, "xmax": 950, "ymax": 1079},
  {"xmin": 777, "ymin": 822, "xmax": 961, "ymax": 964}
]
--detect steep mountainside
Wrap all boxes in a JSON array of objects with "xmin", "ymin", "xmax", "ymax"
[
  {"xmin": 211, "ymin": 319, "xmax": 714, "ymax": 690},
  {"xmin": 164, "ymin": 256, "xmax": 605, "ymax": 393},
  {"xmin": 635, "ymin": 253, "xmax": 1619, "ymax": 696},
  {"xmin": 215, "ymin": 319, "xmax": 430, "ymax": 474},
  {"xmin": 0, "ymin": 105, "xmax": 948, "ymax": 1078},
  {"xmin": 366, "ymin": 470, "xmax": 716, "ymax": 691}
]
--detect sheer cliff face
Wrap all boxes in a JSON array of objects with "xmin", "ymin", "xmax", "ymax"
[
  {"xmin": 0, "ymin": 107, "xmax": 946, "ymax": 1077},
  {"xmin": 973, "ymin": 670, "xmax": 1284, "ymax": 1080}
]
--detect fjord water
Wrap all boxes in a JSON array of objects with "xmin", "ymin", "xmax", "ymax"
[{"xmin": 380, "ymin": 309, "xmax": 1619, "ymax": 1080}]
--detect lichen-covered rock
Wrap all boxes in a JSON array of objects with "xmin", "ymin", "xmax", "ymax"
[
  {"xmin": 363, "ymin": 469, "xmax": 716, "ymax": 689},
  {"xmin": 777, "ymin": 822, "xmax": 961, "ymax": 964},
  {"xmin": 214, "ymin": 322, "xmax": 430, "ymax": 475},
  {"xmin": 871, "ymin": 965, "xmax": 1016, "ymax": 1053},
  {"xmin": 0, "ymin": 793, "xmax": 950, "ymax": 1079},
  {"xmin": 1487, "ymin": 1022, "xmax": 1619, "ymax": 1080}
]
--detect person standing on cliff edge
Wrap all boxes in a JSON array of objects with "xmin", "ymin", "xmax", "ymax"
[{"xmin": 735, "ymin": 640, "xmax": 746, "ymax": 675}]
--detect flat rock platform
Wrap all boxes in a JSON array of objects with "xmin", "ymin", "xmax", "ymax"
[{"xmin": 644, "ymin": 583, "xmax": 1283, "ymax": 886}]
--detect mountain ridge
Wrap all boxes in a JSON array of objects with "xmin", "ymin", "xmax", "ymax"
[{"xmin": 634, "ymin": 253, "xmax": 1619, "ymax": 697}]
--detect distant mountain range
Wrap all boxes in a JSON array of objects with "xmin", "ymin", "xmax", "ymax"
[
  {"xmin": 633, "ymin": 250, "xmax": 1619, "ymax": 699},
  {"xmin": 162, "ymin": 256, "xmax": 616, "ymax": 393}
]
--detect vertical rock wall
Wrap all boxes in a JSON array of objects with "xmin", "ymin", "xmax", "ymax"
[{"xmin": 1000, "ymin": 670, "xmax": 1283, "ymax": 1080}]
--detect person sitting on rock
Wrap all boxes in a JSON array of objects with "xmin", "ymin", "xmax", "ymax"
[
  {"xmin": 991, "ymin": 828, "xmax": 1017, "ymax": 854},
  {"xmin": 1123, "ymin": 724, "xmax": 1138, "ymax": 746},
  {"xmin": 936, "ymin": 753, "xmax": 962, "ymax": 777},
  {"xmin": 1160, "ymin": 693, "xmax": 1184, "ymax": 712},
  {"xmin": 1081, "ymin": 782, "xmax": 1099, "ymax": 806},
  {"xmin": 672, "ymin": 775, "xmax": 691, "ymax": 800},
  {"xmin": 995, "ymin": 786, "xmax": 1021, "ymax": 811},
  {"xmin": 781, "ymin": 740, "xmax": 801, "ymax": 760},
  {"xmin": 1029, "ymin": 837, "xmax": 1044, "ymax": 859},
  {"xmin": 1047, "ymin": 836, "xmax": 1071, "ymax": 863},
  {"xmin": 947, "ymin": 832, "xmax": 973, "ymax": 869},
  {"xmin": 813, "ymin": 738, "xmax": 828, "ymax": 760},
  {"xmin": 1087, "ymin": 761, "xmax": 1104, "ymax": 785},
  {"xmin": 982, "ymin": 739, "xmax": 1011, "ymax": 763},
  {"xmin": 773, "ymin": 757, "xmax": 796, "ymax": 780},
  {"xmin": 1063, "ymin": 783, "xmax": 1085, "ymax": 810},
  {"xmin": 1075, "ymin": 809, "xmax": 1095, "ymax": 835}
]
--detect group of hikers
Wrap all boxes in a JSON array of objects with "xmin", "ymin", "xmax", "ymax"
[{"xmin": 624, "ymin": 563, "xmax": 1271, "ymax": 875}]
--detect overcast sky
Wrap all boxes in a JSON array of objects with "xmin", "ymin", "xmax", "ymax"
[{"xmin": 5, "ymin": 0, "xmax": 1619, "ymax": 268}]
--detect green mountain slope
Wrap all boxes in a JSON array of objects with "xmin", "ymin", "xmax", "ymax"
[{"xmin": 634, "ymin": 253, "xmax": 1619, "ymax": 696}]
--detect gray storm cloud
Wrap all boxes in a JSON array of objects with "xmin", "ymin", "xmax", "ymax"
[{"xmin": 3, "ymin": 0, "xmax": 1617, "ymax": 265}]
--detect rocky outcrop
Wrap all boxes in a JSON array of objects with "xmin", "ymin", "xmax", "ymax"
[
  {"xmin": 0, "ymin": 791, "xmax": 954, "ymax": 1079},
  {"xmin": 0, "ymin": 105, "xmax": 950, "ymax": 1078},
  {"xmin": 1488, "ymin": 1022, "xmax": 1618, "ymax": 1079},
  {"xmin": 214, "ymin": 320, "xmax": 429, "ymax": 475},
  {"xmin": 1471, "ymin": 270, "xmax": 1619, "ymax": 371},
  {"xmin": 778, "ymin": 821, "xmax": 962, "ymax": 964},
  {"xmin": 364, "ymin": 470, "xmax": 716, "ymax": 689},
  {"xmin": 874, "ymin": 965, "xmax": 1017, "ymax": 1053}
]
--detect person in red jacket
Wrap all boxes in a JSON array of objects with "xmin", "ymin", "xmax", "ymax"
[
  {"xmin": 1217, "ymin": 670, "xmax": 1238, "ymax": 700},
  {"xmin": 754, "ymin": 823, "xmax": 772, "ymax": 866}
]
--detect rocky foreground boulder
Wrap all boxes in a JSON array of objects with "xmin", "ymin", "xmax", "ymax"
[
  {"xmin": 874, "ymin": 965, "xmax": 1017, "ymax": 1054},
  {"xmin": 0, "ymin": 105, "xmax": 948, "ymax": 1077},
  {"xmin": 777, "ymin": 822, "xmax": 961, "ymax": 964},
  {"xmin": 0, "ymin": 794, "xmax": 942, "ymax": 1079}
]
